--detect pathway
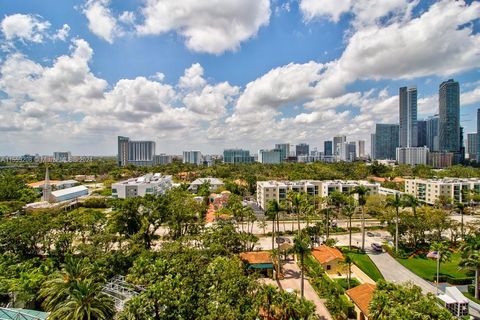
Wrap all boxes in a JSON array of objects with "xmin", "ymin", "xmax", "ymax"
[{"xmin": 367, "ymin": 251, "xmax": 438, "ymax": 295}]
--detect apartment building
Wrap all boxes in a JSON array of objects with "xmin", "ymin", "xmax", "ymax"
[
  {"xmin": 256, "ymin": 180, "xmax": 378, "ymax": 209},
  {"xmin": 404, "ymin": 178, "xmax": 480, "ymax": 204},
  {"xmin": 111, "ymin": 173, "xmax": 172, "ymax": 199}
]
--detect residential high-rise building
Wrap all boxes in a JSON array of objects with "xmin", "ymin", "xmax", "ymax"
[
  {"xmin": 117, "ymin": 136, "xmax": 156, "ymax": 167},
  {"xmin": 396, "ymin": 147, "xmax": 429, "ymax": 165},
  {"xmin": 467, "ymin": 133, "xmax": 477, "ymax": 160},
  {"xmin": 275, "ymin": 143, "xmax": 289, "ymax": 161},
  {"xmin": 399, "ymin": 86, "xmax": 418, "ymax": 147},
  {"xmin": 460, "ymin": 126, "xmax": 465, "ymax": 163},
  {"xmin": 426, "ymin": 115, "xmax": 439, "ymax": 152},
  {"xmin": 53, "ymin": 152, "xmax": 72, "ymax": 162},
  {"xmin": 374, "ymin": 124, "xmax": 399, "ymax": 160},
  {"xmin": 417, "ymin": 120, "xmax": 427, "ymax": 147},
  {"xmin": 258, "ymin": 149, "xmax": 282, "ymax": 164},
  {"xmin": 370, "ymin": 134, "xmax": 376, "ymax": 159},
  {"xmin": 333, "ymin": 136, "xmax": 346, "ymax": 156},
  {"xmin": 477, "ymin": 109, "xmax": 480, "ymax": 162},
  {"xmin": 154, "ymin": 154, "xmax": 173, "ymax": 165},
  {"xmin": 118, "ymin": 136, "xmax": 129, "ymax": 166},
  {"xmin": 357, "ymin": 140, "xmax": 365, "ymax": 158},
  {"xmin": 223, "ymin": 149, "xmax": 254, "ymax": 164},
  {"xmin": 296, "ymin": 143, "xmax": 309, "ymax": 156},
  {"xmin": 439, "ymin": 79, "xmax": 460, "ymax": 154},
  {"xmin": 183, "ymin": 151, "xmax": 202, "ymax": 165},
  {"xmin": 324, "ymin": 141, "xmax": 333, "ymax": 156},
  {"xmin": 347, "ymin": 141, "xmax": 356, "ymax": 161}
]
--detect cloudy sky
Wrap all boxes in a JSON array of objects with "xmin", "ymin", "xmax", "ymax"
[{"xmin": 1, "ymin": 0, "xmax": 480, "ymax": 156}]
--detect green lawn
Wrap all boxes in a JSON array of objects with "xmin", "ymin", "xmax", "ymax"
[
  {"xmin": 396, "ymin": 252, "xmax": 472, "ymax": 283},
  {"xmin": 334, "ymin": 277, "xmax": 361, "ymax": 290},
  {"xmin": 341, "ymin": 249, "xmax": 384, "ymax": 282}
]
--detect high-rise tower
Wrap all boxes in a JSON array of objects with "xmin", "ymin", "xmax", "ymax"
[
  {"xmin": 439, "ymin": 79, "xmax": 460, "ymax": 153},
  {"xmin": 399, "ymin": 86, "xmax": 418, "ymax": 147}
]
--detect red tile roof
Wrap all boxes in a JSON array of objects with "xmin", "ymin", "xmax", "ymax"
[
  {"xmin": 312, "ymin": 245, "xmax": 344, "ymax": 264},
  {"xmin": 346, "ymin": 283, "xmax": 376, "ymax": 317},
  {"xmin": 239, "ymin": 251, "xmax": 272, "ymax": 264}
]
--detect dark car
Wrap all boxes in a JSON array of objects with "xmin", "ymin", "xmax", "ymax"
[
  {"xmin": 371, "ymin": 243, "xmax": 383, "ymax": 252},
  {"xmin": 367, "ymin": 231, "xmax": 375, "ymax": 237}
]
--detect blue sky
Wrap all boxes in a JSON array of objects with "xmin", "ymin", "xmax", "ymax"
[{"xmin": 1, "ymin": 0, "xmax": 480, "ymax": 155}]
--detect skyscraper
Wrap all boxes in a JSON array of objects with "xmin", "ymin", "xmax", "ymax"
[
  {"xmin": 333, "ymin": 136, "xmax": 346, "ymax": 156},
  {"xmin": 117, "ymin": 136, "xmax": 156, "ymax": 167},
  {"xmin": 275, "ymin": 143, "xmax": 289, "ymax": 161},
  {"xmin": 439, "ymin": 79, "xmax": 460, "ymax": 154},
  {"xmin": 183, "ymin": 151, "xmax": 202, "ymax": 165},
  {"xmin": 399, "ymin": 86, "xmax": 418, "ymax": 147},
  {"xmin": 477, "ymin": 109, "xmax": 480, "ymax": 162},
  {"xmin": 374, "ymin": 124, "xmax": 399, "ymax": 160},
  {"xmin": 223, "ymin": 149, "xmax": 254, "ymax": 164},
  {"xmin": 417, "ymin": 120, "xmax": 427, "ymax": 147},
  {"xmin": 118, "ymin": 136, "xmax": 129, "ymax": 166},
  {"xmin": 357, "ymin": 140, "xmax": 365, "ymax": 158},
  {"xmin": 467, "ymin": 133, "xmax": 477, "ymax": 160},
  {"xmin": 296, "ymin": 143, "xmax": 309, "ymax": 157},
  {"xmin": 370, "ymin": 134, "xmax": 376, "ymax": 159},
  {"xmin": 426, "ymin": 115, "xmax": 439, "ymax": 151},
  {"xmin": 324, "ymin": 140, "xmax": 333, "ymax": 156}
]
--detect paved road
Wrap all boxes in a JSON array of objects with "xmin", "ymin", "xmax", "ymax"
[
  {"xmin": 367, "ymin": 251, "xmax": 438, "ymax": 295},
  {"xmin": 262, "ymin": 260, "xmax": 332, "ymax": 319}
]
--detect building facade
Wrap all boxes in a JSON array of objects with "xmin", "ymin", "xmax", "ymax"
[
  {"xmin": 324, "ymin": 140, "xmax": 333, "ymax": 156},
  {"xmin": 374, "ymin": 124, "xmax": 399, "ymax": 160},
  {"xmin": 357, "ymin": 140, "xmax": 365, "ymax": 158},
  {"xmin": 417, "ymin": 120, "xmax": 427, "ymax": 147},
  {"xmin": 256, "ymin": 180, "xmax": 378, "ymax": 209},
  {"xmin": 466, "ymin": 133, "xmax": 477, "ymax": 160},
  {"xmin": 274, "ymin": 143, "xmax": 289, "ymax": 161},
  {"xmin": 399, "ymin": 86, "xmax": 418, "ymax": 147},
  {"xmin": 117, "ymin": 136, "xmax": 156, "ymax": 167},
  {"xmin": 426, "ymin": 115, "xmax": 439, "ymax": 152},
  {"xmin": 333, "ymin": 136, "xmax": 346, "ymax": 156},
  {"xmin": 428, "ymin": 151, "xmax": 454, "ymax": 168},
  {"xmin": 404, "ymin": 178, "xmax": 480, "ymax": 205},
  {"xmin": 154, "ymin": 154, "xmax": 173, "ymax": 165},
  {"xmin": 53, "ymin": 152, "xmax": 72, "ymax": 162},
  {"xmin": 258, "ymin": 149, "xmax": 282, "ymax": 164},
  {"xmin": 223, "ymin": 149, "xmax": 254, "ymax": 164},
  {"xmin": 396, "ymin": 146, "xmax": 429, "ymax": 165},
  {"xmin": 439, "ymin": 79, "xmax": 460, "ymax": 157},
  {"xmin": 111, "ymin": 173, "xmax": 173, "ymax": 199},
  {"xmin": 295, "ymin": 143, "xmax": 310, "ymax": 157},
  {"xmin": 183, "ymin": 151, "xmax": 202, "ymax": 165}
]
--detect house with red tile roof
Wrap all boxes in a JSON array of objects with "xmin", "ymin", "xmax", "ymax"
[
  {"xmin": 346, "ymin": 283, "xmax": 376, "ymax": 320},
  {"xmin": 312, "ymin": 245, "xmax": 344, "ymax": 274}
]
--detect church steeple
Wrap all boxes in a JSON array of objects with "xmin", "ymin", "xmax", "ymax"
[{"xmin": 42, "ymin": 166, "xmax": 51, "ymax": 202}]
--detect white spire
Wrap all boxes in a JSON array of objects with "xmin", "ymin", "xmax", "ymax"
[{"xmin": 42, "ymin": 166, "xmax": 51, "ymax": 202}]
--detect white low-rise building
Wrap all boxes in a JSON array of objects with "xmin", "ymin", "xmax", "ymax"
[
  {"xmin": 112, "ymin": 173, "xmax": 173, "ymax": 199},
  {"xmin": 405, "ymin": 177, "xmax": 480, "ymax": 204},
  {"xmin": 256, "ymin": 180, "xmax": 378, "ymax": 209},
  {"xmin": 51, "ymin": 185, "xmax": 89, "ymax": 202},
  {"xmin": 188, "ymin": 178, "xmax": 224, "ymax": 193}
]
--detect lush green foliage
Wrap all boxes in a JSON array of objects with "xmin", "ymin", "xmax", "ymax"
[{"xmin": 341, "ymin": 249, "xmax": 384, "ymax": 282}]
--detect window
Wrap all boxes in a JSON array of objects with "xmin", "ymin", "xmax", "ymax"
[
  {"xmin": 112, "ymin": 188, "xmax": 117, "ymax": 193},
  {"xmin": 326, "ymin": 265, "xmax": 331, "ymax": 270}
]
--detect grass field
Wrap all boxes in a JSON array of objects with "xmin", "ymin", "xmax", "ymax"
[
  {"xmin": 341, "ymin": 248, "xmax": 384, "ymax": 282},
  {"xmin": 396, "ymin": 252, "xmax": 471, "ymax": 282}
]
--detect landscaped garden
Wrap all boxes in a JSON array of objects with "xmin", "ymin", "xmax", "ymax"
[
  {"xmin": 341, "ymin": 248, "xmax": 384, "ymax": 282},
  {"xmin": 396, "ymin": 251, "xmax": 473, "ymax": 284}
]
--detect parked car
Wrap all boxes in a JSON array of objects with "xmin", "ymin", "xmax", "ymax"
[
  {"xmin": 371, "ymin": 243, "xmax": 383, "ymax": 252},
  {"xmin": 374, "ymin": 232, "xmax": 381, "ymax": 237},
  {"xmin": 367, "ymin": 231, "xmax": 375, "ymax": 237}
]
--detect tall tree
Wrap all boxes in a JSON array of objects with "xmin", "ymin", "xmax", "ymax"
[
  {"xmin": 293, "ymin": 231, "xmax": 312, "ymax": 300},
  {"xmin": 386, "ymin": 193, "xmax": 402, "ymax": 253},
  {"xmin": 352, "ymin": 186, "xmax": 368, "ymax": 251},
  {"xmin": 455, "ymin": 201, "xmax": 466, "ymax": 240},
  {"xmin": 459, "ymin": 232, "xmax": 480, "ymax": 299},
  {"xmin": 341, "ymin": 197, "xmax": 356, "ymax": 250}
]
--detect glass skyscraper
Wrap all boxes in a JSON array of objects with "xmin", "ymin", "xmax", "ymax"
[
  {"xmin": 439, "ymin": 79, "xmax": 460, "ymax": 153},
  {"xmin": 223, "ymin": 149, "xmax": 253, "ymax": 164},
  {"xmin": 399, "ymin": 86, "xmax": 418, "ymax": 147},
  {"xmin": 295, "ymin": 143, "xmax": 309, "ymax": 156},
  {"xmin": 426, "ymin": 115, "xmax": 439, "ymax": 152},
  {"xmin": 324, "ymin": 140, "xmax": 333, "ymax": 156},
  {"xmin": 417, "ymin": 120, "xmax": 427, "ymax": 148},
  {"xmin": 374, "ymin": 124, "xmax": 399, "ymax": 160},
  {"xmin": 274, "ymin": 143, "xmax": 289, "ymax": 161}
]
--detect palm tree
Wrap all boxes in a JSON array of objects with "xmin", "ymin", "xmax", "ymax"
[
  {"xmin": 48, "ymin": 279, "xmax": 114, "ymax": 320},
  {"xmin": 429, "ymin": 241, "xmax": 452, "ymax": 295},
  {"xmin": 402, "ymin": 194, "xmax": 420, "ymax": 217},
  {"xmin": 341, "ymin": 198, "xmax": 356, "ymax": 250},
  {"xmin": 455, "ymin": 201, "xmax": 466, "ymax": 240},
  {"xmin": 290, "ymin": 192, "xmax": 303, "ymax": 235},
  {"xmin": 341, "ymin": 255, "xmax": 353, "ymax": 289},
  {"xmin": 386, "ymin": 193, "xmax": 402, "ymax": 253},
  {"xmin": 266, "ymin": 200, "xmax": 281, "ymax": 278},
  {"xmin": 40, "ymin": 257, "xmax": 114, "ymax": 319},
  {"xmin": 352, "ymin": 186, "xmax": 368, "ymax": 251},
  {"xmin": 459, "ymin": 233, "xmax": 480, "ymax": 299},
  {"xmin": 293, "ymin": 231, "xmax": 312, "ymax": 299}
]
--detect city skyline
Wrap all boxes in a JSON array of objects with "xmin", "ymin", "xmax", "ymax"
[{"xmin": 1, "ymin": 1, "xmax": 480, "ymax": 156}]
